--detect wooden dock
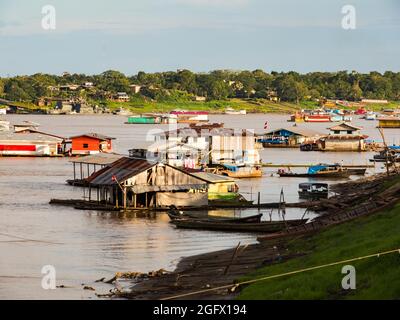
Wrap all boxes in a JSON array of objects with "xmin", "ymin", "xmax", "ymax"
[{"xmin": 262, "ymin": 163, "xmax": 375, "ymax": 168}]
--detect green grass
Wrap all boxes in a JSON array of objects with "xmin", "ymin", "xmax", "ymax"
[
  {"xmin": 237, "ymin": 202, "xmax": 400, "ymax": 300},
  {"xmin": 104, "ymin": 98, "xmax": 317, "ymax": 114},
  {"xmin": 363, "ymin": 101, "xmax": 400, "ymax": 111}
]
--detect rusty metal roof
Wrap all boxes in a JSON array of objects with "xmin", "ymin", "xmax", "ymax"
[
  {"xmin": 69, "ymin": 153, "xmax": 124, "ymax": 165},
  {"xmin": 262, "ymin": 127, "xmax": 322, "ymax": 137},
  {"xmin": 70, "ymin": 133, "xmax": 115, "ymax": 140},
  {"xmin": 328, "ymin": 123, "xmax": 362, "ymax": 131},
  {"xmin": 87, "ymin": 157, "xmax": 157, "ymax": 186}
]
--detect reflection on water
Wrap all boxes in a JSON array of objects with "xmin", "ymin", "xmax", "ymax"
[{"xmin": 0, "ymin": 114, "xmax": 398, "ymax": 299}]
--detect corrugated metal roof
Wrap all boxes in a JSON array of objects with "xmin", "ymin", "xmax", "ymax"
[
  {"xmin": 87, "ymin": 157, "xmax": 157, "ymax": 186},
  {"xmin": 70, "ymin": 133, "xmax": 115, "ymax": 140},
  {"xmin": 69, "ymin": 153, "xmax": 124, "ymax": 165},
  {"xmin": 263, "ymin": 127, "xmax": 322, "ymax": 137},
  {"xmin": 190, "ymin": 172, "xmax": 235, "ymax": 183},
  {"xmin": 130, "ymin": 140, "xmax": 202, "ymax": 152},
  {"xmin": 0, "ymin": 132, "xmax": 63, "ymax": 142},
  {"xmin": 328, "ymin": 123, "xmax": 362, "ymax": 131},
  {"xmin": 159, "ymin": 127, "xmax": 255, "ymax": 137}
]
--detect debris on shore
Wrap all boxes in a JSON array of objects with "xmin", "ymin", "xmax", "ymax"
[{"xmin": 111, "ymin": 172, "xmax": 400, "ymax": 300}]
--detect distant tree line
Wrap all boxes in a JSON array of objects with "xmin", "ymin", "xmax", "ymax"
[{"xmin": 0, "ymin": 69, "xmax": 399, "ymax": 104}]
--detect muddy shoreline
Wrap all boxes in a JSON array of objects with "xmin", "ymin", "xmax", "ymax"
[{"xmin": 111, "ymin": 172, "xmax": 400, "ymax": 300}]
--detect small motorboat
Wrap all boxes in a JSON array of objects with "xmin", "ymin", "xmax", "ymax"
[
  {"xmin": 278, "ymin": 164, "xmax": 351, "ymax": 178},
  {"xmin": 225, "ymin": 108, "xmax": 247, "ymax": 115},
  {"xmin": 216, "ymin": 164, "xmax": 263, "ymax": 178},
  {"xmin": 365, "ymin": 112, "xmax": 377, "ymax": 120},
  {"xmin": 298, "ymin": 183, "xmax": 328, "ymax": 199},
  {"xmin": 170, "ymin": 218, "xmax": 308, "ymax": 233},
  {"xmin": 369, "ymin": 150, "xmax": 400, "ymax": 163},
  {"xmin": 345, "ymin": 168, "xmax": 367, "ymax": 175}
]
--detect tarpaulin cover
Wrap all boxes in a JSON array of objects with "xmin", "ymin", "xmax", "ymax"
[{"xmin": 307, "ymin": 165, "xmax": 327, "ymax": 174}]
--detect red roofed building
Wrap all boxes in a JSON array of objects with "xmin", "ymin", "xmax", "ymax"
[{"xmin": 70, "ymin": 133, "xmax": 115, "ymax": 155}]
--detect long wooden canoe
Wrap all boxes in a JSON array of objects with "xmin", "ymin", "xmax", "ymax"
[
  {"xmin": 170, "ymin": 218, "xmax": 308, "ymax": 233},
  {"xmin": 278, "ymin": 171, "xmax": 351, "ymax": 178},
  {"xmin": 167, "ymin": 211, "xmax": 263, "ymax": 223}
]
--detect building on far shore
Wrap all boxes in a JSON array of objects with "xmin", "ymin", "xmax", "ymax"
[
  {"xmin": 361, "ymin": 99, "xmax": 388, "ymax": 104},
  {"xmin": 112, "ymin": 92, "xmax": 130, "ymax": 102}
]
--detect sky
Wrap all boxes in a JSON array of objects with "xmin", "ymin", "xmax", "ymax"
[{"xmin": 0, "ymin": 0, "xmax": 399, "ymax": 76}]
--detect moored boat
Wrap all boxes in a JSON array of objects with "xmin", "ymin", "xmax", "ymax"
[
  {"xmin": 215, "ymin": 164, "xmax": 263, "ymax": 178},
  {"xmin": 225, "ymin": 108, "xmax": 246, "ymax": 115},
  {"xmin": 170, "ymin": 110, "xmax": 209, "ymax": 123},
  {"xmin": 304, "ymin": 114, "xmax": 331, "ymax": 122},
  {"xmin": 278, "ymin": 164, "xmax": 351, "ymax": 178},
  {"xmin": 365, "ymin": 112, "xmax": 377, "ymax": 120},
  {"xmin": 126, "ymin": 113, "xmax": 177, "ymax": 124},
  {"xmin": 169, "ymin": 218, "xmax": 308, "ymax": 233},
  {"xmin": 298, "ymin": 183, "xmax": 328, "ymax": 199},
  {"xmin": 167, "ymin": 210, "xmax": 263, "ymax": 223}
]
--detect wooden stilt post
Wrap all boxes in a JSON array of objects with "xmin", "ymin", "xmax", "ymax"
[
  {"xmin": 123, "ymin": 184, "xmax": 127, "ymax": 209},
  {"xmin": 73, "ymin": 162, "xmax": 76, "ymax": 180},
  {"xmin": 80, "ymin": 163, "xmax": 83, "ymax": 180},
  {"xmin": 115, "ymin": 187, "xmax": 119, "ymax": 208}
]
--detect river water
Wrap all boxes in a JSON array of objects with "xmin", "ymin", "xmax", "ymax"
[{"xmin": 0, "ymin": 113, "xmax": 398, "ymax": 299}]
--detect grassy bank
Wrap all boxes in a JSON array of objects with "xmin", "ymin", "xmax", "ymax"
[
  {"xmin": 104, "ymin": 98, "xmax": 314, "ymax": 114},
  {"xmin": 5, "ymin": 98, "xmax": 398, "ymax": 114},
  {"xmin": 237, "ymin": 201, "xmax": 400, "ymax": 299}
]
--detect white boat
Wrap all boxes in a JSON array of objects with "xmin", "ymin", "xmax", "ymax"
[
  {"xmin": 0, "ymin": 119, "xmax": 10, "ymax": 131},
  {"xmin": 0, "ymin": 108, "xmax": 7, "ymax": 115},
  {"xmin": 365, "ymin": 112, "xmax": 377, "ymax": 120},
  {"xmin": 225, "ymin": 108, "xmax": 246, "ymax": 115}
]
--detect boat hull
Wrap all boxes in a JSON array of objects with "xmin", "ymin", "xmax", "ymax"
[
  {"xmin": 170, "ymin": 218, "xmax": 308, "ymax": 233},
  {"xmin": 279, "ymin": 171, "xmax": 351, "ymax": 178},
  {"xmin": 167, "ymin": 212, "xmax": 263, "ymax": 223}
]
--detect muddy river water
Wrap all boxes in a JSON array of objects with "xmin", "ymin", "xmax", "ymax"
[{"xmin": 0, "ymin": 113, "xmax": 398, "ymax": 299}]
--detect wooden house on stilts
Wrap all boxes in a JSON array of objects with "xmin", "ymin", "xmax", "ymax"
[{"xmin": 85, "ymin": 157, "xmax": 209, "ymax": 209}]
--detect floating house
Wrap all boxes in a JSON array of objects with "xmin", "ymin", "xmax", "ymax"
[
  {"xmin": 170, "ymin": 111, "xmax": 209, "ymax": 123},
  {"xmin": 258, "ymin": 127, "xmax": 322, "ymax": 147},
  {"xmin": 70, "ymin": 133, "xmax": 115, "ymax": 155},
  {"xmin": 129, "ymin": 140, "xmax": 201, "ymax": 168},
  {"xmin": 0, "ymin": 132, "xmax": 64, "ymax": 156},
  {"xmin": 378, "ymin": 117, "xmax": 400, "ymax": 128},
  {"xmin": 127, "ymin": 113, "xmax": 177, "ymax": 124},
  {"xmin": 154, "ymin": 126, "xmax": 260, "ymax": 166},
  {"xmin": 318, "ymin": 123, "xmax": 366, "ymax": 151},
  {"xmin": 86, "ymin": 157, "xmax": 209, "ymax": 208}
]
